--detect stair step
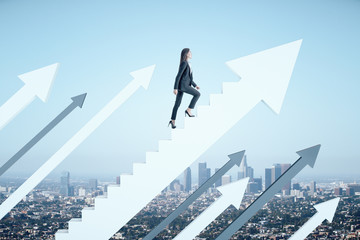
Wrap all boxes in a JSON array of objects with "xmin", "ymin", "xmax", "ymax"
[
  {"xmin": 171, "ymin": 128, "xmax": 186, "ymax": 140},
  {"xmin": 222, "ymin": 82, "xmax": 240, "ymax": 94},
  {"xmin": 81, "ymin": 207, "xmax": 95, "ymax": 222},
  {"xmin": 145, "ymin": 152, "xmax": 160, "ymax": 165},
  {"xmin": 210, "ymin": 93, "xmax": 224, "ymax": 106},
  {"xmin": 133, "ymin": 162, "xmax": 147, "ymax": 176},
  {"xmin": 158, "ymin": 140, "xmax": 172, "ymax": 152},
  {"xmin": 197, "ymin": 105, "xmax": 211, "ymax": 117},
  {"xmin": 55, "ymin": 230, "xmax": 68, "ymax": 240},
  {"xmin": 68, "ymin": 218, "xmax": 82, "ymax": 232},
  {"xmin": 107, "ymin": 184, "xmax": 120, "ymax": 198}
]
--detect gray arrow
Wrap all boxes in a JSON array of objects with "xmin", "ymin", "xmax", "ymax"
[
  {"xmin": 0, "ymin": 93, "xmax": 87, "ymax": 177},
  {"xmin": 143, "ymin": 150, "xmax": 245, "ymax": 240},
  {"xmin": 215, "ymin": 144, "xmax": 321, "ymax": 240}
]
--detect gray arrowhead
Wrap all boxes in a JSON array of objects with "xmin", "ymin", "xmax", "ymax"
[
  {"xmin": 71, "ymin": 93, "xmax": 87, "ymax": 108},
  {"xmin": 228, "ymin": 150, "xmax": 245, "ymax": 167},
  {"xmin": 296, "ymin": 144, "xmax": 321, "ymax": 168}
]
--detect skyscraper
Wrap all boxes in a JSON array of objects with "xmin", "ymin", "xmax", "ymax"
[
  {"xmin": 221, "ymin": 175, "xmax": 231, "ymax": 185},
  {"xmin": 239, "ymin": 155, "xmax": 248, "ymax": 179},
  {"xmin": 116, "ymin": 176, "xmax": 120, "ymax": 185},
  {"xmin": 281, "ymin": 163, "xmax": 291, "ymax": 195},
  {"xmin": 265, "ymin": 168, "xmax": 272, "ymax": 189},
  {"xmin": 271, "ymin": 164, "xmax": 282, "ymax": 184},
  {"xmin": 309, "ymin": 181, "xmax": 316, "ymax": 195},
  {"xmin": 198, "ymin": 162, "xmax": 209, "ymax": 186},
  {"xmin": 60, "ymin": 171, "xmax": 70, "ymax": 196},
  {"xmin": 247, "ymin": 166, "xmax": 254, "ymax": 181},
  {"xmin": 89, "ymin": 179, "xmax": 98, "ymax": 191},
  {"xmin": 184, "ymin": 167, "xmax": 192, "ymax": 192},
  {"xmin": 253, "ymin": 177, "xmax": 263, "ymax": 192}
]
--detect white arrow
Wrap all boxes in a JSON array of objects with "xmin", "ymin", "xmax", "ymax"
[
  {"xmin": 289, "ymin": 198, "xmax": 340, "ymax": 240},
  {"xmin": 0, "ymin": 64, "xmax": 155, "ymax": 220},
  {"xmin": 0, "ymin": 63, "xmax": 59, "ymax": 130},
  {"xmin": 55, "ymin": 40, "xmax": 302, "ymax": 240},
  {"xmin": 174, "ymin": 178, "xmax": 249, "ymax": 240}
]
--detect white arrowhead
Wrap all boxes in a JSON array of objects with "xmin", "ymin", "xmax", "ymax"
[
  {"xmin": 174, "ymin": 178, "xmax": 249, "ymax": 240},
  {"xmin": 226, "ymin": 39, "xmax": 302, "ymax": 114},
  {"xmin": 18, "ymin": 63, "xmax": 59, "ymax": 102},
  {"xmin": 313, "ymin": 197, "xmax": 340, "ymax": 223},
  {"xmin": 289, "ymin": 197, "xmax": 340, "ymax": 240},
  {"xmin": 217, "ymin": 177, "xmax": 249, "ymax": 209},
  {"xmin": 130, "ymin": 64, "xmax": 156, "ymax": 90}
]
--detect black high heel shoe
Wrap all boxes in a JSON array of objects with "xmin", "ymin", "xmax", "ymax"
[
  {"xmin": 185, "ymin": 110, "xmax": 195, "ymax": 117},
  {"xmin": 168, "ymin": 120, "xmax": 176, "ymax": 129}
]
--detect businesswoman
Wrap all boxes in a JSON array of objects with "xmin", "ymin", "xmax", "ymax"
[{"xmin": 169, "ymin": 48, "xmax": 200, "ymax": 129}]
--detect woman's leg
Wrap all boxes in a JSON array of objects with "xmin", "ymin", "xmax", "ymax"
[
  {"xmin": 183, "ymin": 87, "xmax": 200, "ymax": 109},
  {"xmin": 171, "ymin": 91, "xmax": 184, "ymax": 120}
]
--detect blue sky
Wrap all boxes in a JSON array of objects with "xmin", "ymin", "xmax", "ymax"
[{"xmin": 0, "ymin": 0, "xmax": 359, "ymax": 182}]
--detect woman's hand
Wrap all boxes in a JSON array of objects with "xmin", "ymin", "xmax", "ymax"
[
  {"xmin": 196, "ymin": 86, "xmax": 200, "ymax": 90},
  {"xmin": 173, "ymin": 89, "xmax": 178, "ymax": 95}
]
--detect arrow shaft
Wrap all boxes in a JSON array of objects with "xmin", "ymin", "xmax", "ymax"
[
  {"xmin": 0, "ymin": 86, "xmax": 35, "ymax": 130},
  {"xmin": 174, "ymin": 196, "xmax": 230, "ymax": 240},
  {"xmin": 0, "ymin": 80, "xmax": 142, "ymax": 220},
  {"xmin": 216, "ymin": 157, "xmax": 307, "ymax": 239},
  {"xmin": 0, "ymin": 102, "xmax": 78, "ymax": 177},
  {"xmin": 289, "ymin": 212, "xmax": 323, "ymax": 240},
  {"xmin": 143, "ymin": 155, "xmax": 243, "ymax": 240}
]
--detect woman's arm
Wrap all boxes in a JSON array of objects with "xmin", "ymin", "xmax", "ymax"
[{"xmin": 174, "ymin": 61, "xmax": 187, "ymax": 90}]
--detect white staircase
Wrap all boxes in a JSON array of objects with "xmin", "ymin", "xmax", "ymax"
[{"xmin": 55, "ymin": 40, "xmax": 302, "ymax": 240}]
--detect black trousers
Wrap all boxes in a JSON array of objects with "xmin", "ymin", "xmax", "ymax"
[{"xmin": 171, "ymin": 87, "xmax": 200, "ymax": 120}]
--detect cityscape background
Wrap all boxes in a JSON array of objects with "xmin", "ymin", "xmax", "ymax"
[{"xmin": 0, "ymin": 156, "xmax": 359, "ymax": 239}]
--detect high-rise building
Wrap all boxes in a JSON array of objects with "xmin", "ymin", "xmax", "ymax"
[
  {"xmin": 271, "ymin": 164, "xmax": 282, "ymax": 184},
  {"xmin": 198, "ymin": 162, "xmax": 209, "ymax": 186},
  {"xmin": 215, "ymin": 168, "xmax": 222, "ymax": 187},
  {"xmin": 346, "ymin": 187, "xmax": 355, "ymax": 196},
  {"xmin": 89, "ymin": 179, "xmax": 98, "ymax": 191},
  {"xmin": 116, "ymin": 176, "xmax": 120, "ymax": 185},
  {"xmin": 247, "ymin": 166, "xmax": 254, "ymax": 181},
  {"xmin": 309, "ymin": 181, "xmax": 316, "ymax": 195},
  {"xmin": 60, "ymin": 171, "xmax": 70, "ymax": 196},
  {"xmin": 265, "ymin": 168, "xmax": 272, "ymax": 189},
  {"xmin": 293, "ymin": 183, "xmax": 301, "ymax": 190},
  {"xmin": 206, "ymin": 168, "xmax": 211, "ymax": 181},
  {"xmin": 184, "ymin": 167, "xmax": 192, "ymax": 192},
  {"xmin": 247, "ymin": 182, "xmax": 259, "ymax": 193},
  {"xmin": 281, "ymin": 164, "xmax": 291, "ymax": 195},
  {"xmin": 334, "ymin": 187, "xmax": 343, "ymax": 196},
  {"xmin": 221, "ymin": 175, "xmax": 231, "ymax": 185},
  {"xmin": 253, "ymin": 177, "xmax": 263, "ymax": 192},
  {"xmin": 239, "ymin": 155, "xmax": 248, "ymax": 179},
  {"xmin": 78, "ymin": 187, "xmax": 86, "ymax": 197},
  {"xmin": 348, "ymin": 184, "xmax": 360, "ymax": 193}
]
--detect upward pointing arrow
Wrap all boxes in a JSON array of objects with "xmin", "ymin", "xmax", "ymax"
[
  {"xmin": 289, "ymin": 198, "xmax": 340, "ymax": 240},
  {"xmin": 0, "ymin": 63, "xmax": 59, "ymax": 130},
  {"xmin": 225, "ymin": 39, "xmax": 302, "ymax": 114},
  {"xmin": 0, "ymin": 65, "xmax": 155, "ymax": 220},
  {"xmin": 215, "ymin": 145, "xmax": 321, "ymax": 240},
  {"xmin": 143, "ymin": 151, "xmax": 245, "ymax": 240},
  {"xmin": 0, "ymin": 93, "xmax": 87, "ymax": 177},
  {"xmin": 174, "ymin": 178, "xmax": 249, "ymax": 240},
  {"xmin": 55, "ymin": 40, "xmax": 302, "ymax": 240}
]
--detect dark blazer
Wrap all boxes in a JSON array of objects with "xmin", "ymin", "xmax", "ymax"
[{"xmin": 174, "ymin": 61, "xmax": 197, "ymax": 91}]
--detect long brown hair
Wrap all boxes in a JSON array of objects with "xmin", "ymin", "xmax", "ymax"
[{"xmin": 180, "ymin": 48, "xmax": 190, "ymax": 65}]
